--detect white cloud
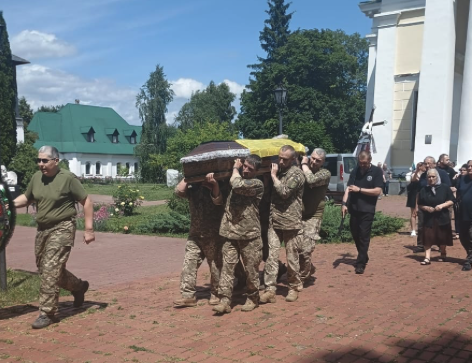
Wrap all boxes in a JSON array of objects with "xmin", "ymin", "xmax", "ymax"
[
  {"xmin": 16, "ymin": 64, "xmax": 140, "ymax": 124},
  {"xmin": 11, "ymin": 30, "xmax": 77, "ymax": 59},
  {"xmin": 170, "ymin": 78, "xmax": 205, "ymax": 99},
  {"xmin": 221, "ymin": 79, "xmax": 246, "ymax": 98}
]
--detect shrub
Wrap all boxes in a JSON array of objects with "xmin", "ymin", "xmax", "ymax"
[
  {"xmin": 166, "ymin": 193, "xmax": 190, "ymax": 216},
  {"xmin": 135, "ymin": 211, "xmax": 190, "ymax": 234},
  {"xmin": 76, "ymin": 204, "xmax": 113, "ymax": 232},
  {"xmin": 319, "ymin": 202, "xmax": 405, "ymax": 243},
  {"xmin": 112, "ymin": 184, "xmax": 144, "ymax": 216}
]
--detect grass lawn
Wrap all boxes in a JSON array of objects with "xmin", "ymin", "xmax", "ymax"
[
  {"xmin": 0, "ymin": 270, "xmax": 70, "ymax": 308},
  {"xmin": 83, "ymin": 183, "xmax": 173, "ymax": 201}
]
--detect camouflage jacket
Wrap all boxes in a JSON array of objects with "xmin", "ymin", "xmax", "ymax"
[
  {"xmin": 220, "ymin": 175, "xmax": 264, "ymax": 240},
  {"xmin": 302, "ymin": 168, "xmax": 331, "ymax": 219},
  {"xmin": 176, "ymin": 182, "xmax": 226, "ymax": 238},
  {"xmin": 271, "ymin": 165, "xmax": 305, "ymax": 230}
]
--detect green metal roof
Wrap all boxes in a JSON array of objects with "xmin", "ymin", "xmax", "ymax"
[{"xmin": 29, "ymin": 104, "xmax": 142, "ymax": 155}]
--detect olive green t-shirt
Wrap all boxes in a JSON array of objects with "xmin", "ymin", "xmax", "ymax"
[{"xmin": 25, "ymin": 169, "xmax": 88, "ymax": 227}]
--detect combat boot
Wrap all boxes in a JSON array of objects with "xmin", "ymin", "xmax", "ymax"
[
  {"xmin": 241, "ymin": 298, "xmax": 258, "ymax": 312},
  {"xmin": 173, "ymin": 296, "xmax": 197, "ymax": 307},
  {"xmin": 212, "ymin": 302, "xmax": 231, "ymax": 314},
  {"xmin": 259, "ymin": 290, "xmax": 276, "ymax": 304},
  {"xmin": 285, "ymin": 290, "xmax": 298, "ymax": 302},
  {"xmin": 72, "ymin": 280, "xmax": 89, "ymax": 308},
  {"xmin": 208, "ymin": 294, "xmax": 220, "ymax": 305},
  {"xmin": 31, "ymin": 314, "xmax": 58, "ymax": 329}
]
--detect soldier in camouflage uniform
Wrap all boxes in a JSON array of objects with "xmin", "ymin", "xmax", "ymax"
[
  {"xmin": 13, "ymin": 146, "xmax": 94, "ymax": 329},
  {"xmin": 299, "ymin": 148, "xmax": 331, "ymax": 284},
  {"xmin": 173, "ymin": 173, "xmax": 226, "ymax": 308},
  {"xmin": 260, "ymin": 145, "xmax": 305, "ymax": 303},
  {"xmin": 213, "ymin": 156, "xmax": 264, "ymax": 314}
]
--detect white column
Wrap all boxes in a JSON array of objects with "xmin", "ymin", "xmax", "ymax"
[
  {"xmin": 458, "ymin": 4, "xmax": 472, "ymax": 165},
  {"xmin": 365, "ymin": 33, "xmax": 377, "ymax": 121},
  {"xmin": 414, "ymin": 0, "xmax": 456, "ymax": 161},
  {"xmin": 369, "ymin": 13, "xmax": 399, "ymax": 165}
]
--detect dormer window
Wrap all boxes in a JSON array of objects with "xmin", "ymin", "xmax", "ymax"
[
  {"xmin": 106, "ymin": 128, "xmax": 120, "ymax": 143},
  {"xmin": 81, "ymin": 126, "xmax": 95, "ymax": 143},
  {"xmin": 112, "ymin": 132, "xmax": 119, "ymax": 143},
  {"xmin": 124, "ymin": 129, "xmax": 138, "ymax": 144},
  {"xmin": 88, "ymin": 130, "xmax": 95, "ymax": 143}
]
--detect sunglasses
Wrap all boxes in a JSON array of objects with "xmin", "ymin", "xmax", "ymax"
[{"xmin": 36, "ymin": 158, "xmax": 57, "ymax": 164}]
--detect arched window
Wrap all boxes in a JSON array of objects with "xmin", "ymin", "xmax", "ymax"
[
  {"xmin": 96, "ymin": 162, "xmax": 101, "ymax": 175},
  {"xmin": 116, "ymin": 162, "xmax": 122, "ymax": 175},
  {"xmin": 85, "ymin": 162, "xmax": 91, "ymax": 175},
  {"xmin": 125, "ymin": 162, "xmax": 130, "ymax": 174},
  {"xmin": 134, "ymin": 162, "xmax": 138, "ymax": 173}
]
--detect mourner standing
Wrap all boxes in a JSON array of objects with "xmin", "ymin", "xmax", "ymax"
[
  {"xmin": 260, "ymin": 145, "xmax": 305, "ymax": 303},
  {"xmin": 173, "ymin": 173, "xmax": 225, "ymax": 308},
  {"xmin": 299, "ymin": 148, "xmax": 330, "ymax": 284},
  {"xmin": 458, "ymin": 160, "xmax": 472, "ymax": 271},
  {"xmin": 341, "ymin": 151, "xmax": 383, "ymax": 274},
  {"xmin": 13, "ymin": 146, "xmax": 94, "ymax": 329},
  {"xmin": 213, "ymin": 156, "xmax": 264, "ymax": 314}
]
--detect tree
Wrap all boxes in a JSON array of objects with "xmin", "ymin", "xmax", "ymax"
[
  {"xmin": 150, "ymin": 121, "xmax": 238, "ymax": 171},
  {"xmin": 19, "ymin": 97, "xmax": 34, "ymax": 126},
  {"xmin": 134, "ymin": 64, "xmax": 175, "ymax": 183},
  {"xmin": 37, "ymin": 104, "xmax": 64, "ymax": 113},
  {"xmin": 237, "ymin": 0, "xmax": 293, "ymax": 139},
  {"xmin": 286, "ymin": 122, "xmax": 335, "ymax": 154},
  {"xmin": 237, "ymin": 28, "xmax": 368, "ymax": 152},
  {"xmin": 0, "ymin": 12, "xmax": 17, "ymax": 167},
  {"xmin": 257, "ymin": 0, "xmax": 293, "ymax": 64},
  {"xmin": 174, "ymin": 81, "xmax": 236, "ymax": 131}
]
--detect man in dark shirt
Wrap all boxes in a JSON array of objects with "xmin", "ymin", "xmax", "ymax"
[
  {"xmin": 458, "ymin": 160, "xmax": 472, "ymax": 271},
  {"xmin": 437, "ymin": 154, "xmax": 457, "ymax": 183},
  {"xmin": 341, "ymin": 151, "xmax": 383, "ymax": 274},
  {"xmin": 415, "ymin": 156, "xmax": 452, "ymax": 252}
]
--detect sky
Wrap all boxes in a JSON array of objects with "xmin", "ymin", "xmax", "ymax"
[{"xmin": 3, "ymin": 0, "xmax": 372, "ymax": 126}]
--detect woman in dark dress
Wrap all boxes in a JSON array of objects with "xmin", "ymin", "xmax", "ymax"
[
  {"xmin": 452, "ymin": 164, "xmax": 468, "ymax": 238},
  {"xmin": 406, "ymin": 162, "xmax": 425, "ymax": 237},
  {"xmin": 417, "ymin": 168, "xmax": 454, "ymax": 265}
]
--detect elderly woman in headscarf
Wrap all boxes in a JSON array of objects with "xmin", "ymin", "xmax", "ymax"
[{"xmin": 417, "ymin": 168, "xmax": 455, "ymax": 265}]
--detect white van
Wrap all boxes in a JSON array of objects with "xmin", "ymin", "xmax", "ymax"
[{"xmin": 324, "ymin": 154, "xmax": 357, "ymax": 193}]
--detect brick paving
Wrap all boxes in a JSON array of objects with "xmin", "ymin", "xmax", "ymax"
[{"xmin": 2, "ymin": 196, "xmax": 472, "ymax": 363}]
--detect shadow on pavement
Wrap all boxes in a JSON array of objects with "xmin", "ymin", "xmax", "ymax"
[
  {"xmin": 332, "ymin": 252, "xmax": 356, "ymax": 269},
  {"xmin": 310, "ymin": 329, "xmax": 472, "ymax": 363},
  {"xmin": 404, "ymin": 254, "xmax": 465, "ymax": 266},
  {"xmin": 0, "ymin": 300, "xmax": 108, "ymax": 321}
]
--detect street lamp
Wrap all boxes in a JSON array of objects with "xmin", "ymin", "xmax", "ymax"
[{"xmin": 274, "ymin": 86, "xmax": 287, "ymax": 135}]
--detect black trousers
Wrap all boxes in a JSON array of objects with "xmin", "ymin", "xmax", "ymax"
[
  {"xmin": 349, "ymin": 211, "xmax": 374, "ymax": 267},
  {"xmin": 459, "ymin": 221, "xmax": 472, "ymax": 264}
]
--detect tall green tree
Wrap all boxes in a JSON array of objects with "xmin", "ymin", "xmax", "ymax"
[
  {"xmin": 0, "ymin": 12, "xmax": 17, "ymax": 167},
  {"xmin": 237, "ymin": 0, "xmax": 293, "ymax": 139},
  {"xmin": 174, "ymin": 81, "xmax": 236, "ymax": 131},
  {"xmin": 237, "ymin": 28, "xmax": 368, "ymax": 152},
  {"xmin": 19, "ymin": 97, "xmax": 34, "ymax": 125},
  {"xmin": 135, "ymin": 64, "xmax": 174, "ymax": 182}
]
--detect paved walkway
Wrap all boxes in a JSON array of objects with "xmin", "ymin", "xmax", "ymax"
[{"xmin": 2, "ymin": 196, "xmax": 472, "ymax": 363}]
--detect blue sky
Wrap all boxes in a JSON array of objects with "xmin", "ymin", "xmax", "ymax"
[{"xmin": 3, "ymin": 0, "xmax": 371, "ymax": 125}]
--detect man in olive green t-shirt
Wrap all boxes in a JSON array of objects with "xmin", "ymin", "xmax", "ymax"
[
  {"xmin": 14, "ymin": 146, "xmax": 95, "ymax": 329},
  {"xmin": 299, "ymin": 148, "xmax": 330, "ymax": 285}
]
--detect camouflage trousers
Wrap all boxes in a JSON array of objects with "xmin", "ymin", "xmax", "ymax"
[
  {"xmin": 218, "ymin": 237, "xmax": 262, "ymax": 305},
  {"xmin": 180, "ymin": 236, "xmax": 222, "ymax": 299},
  {"xmin": 35, "ymin": 220, "xmax": 83, "ymax": 316},
  {"xmin": 299, "ymin": 217, "xmax": 322, "ymax": 282},
  {"xmin": 264, "ymin": 228, "xmax": 303, "ymax": 292}
]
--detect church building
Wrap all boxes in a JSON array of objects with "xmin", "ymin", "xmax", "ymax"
[{"xmin": 359, "ymin": 0, "xmax": 472, "ymax": 171}]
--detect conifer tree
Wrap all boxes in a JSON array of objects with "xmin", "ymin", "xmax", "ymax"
[{"xmin": 0, "ymin": 12, "xmax": 17, "ymax": 166}]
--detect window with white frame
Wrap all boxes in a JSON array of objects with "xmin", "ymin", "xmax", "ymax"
[
  {"xmin": 86, "ymin": 162, "xmax": 91, "ymax": 175},
  {"xmin": 96, "ymin": 162, "xmax": 101, "ymax": 175}
]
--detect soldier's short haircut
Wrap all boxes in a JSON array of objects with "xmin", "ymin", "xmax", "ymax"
[
  {"xmin": 245, "ymin": 154, "xmax": 262, "ymax": 170},
  {"xmin": 38, "ymin": 145, "xmax": 60, "ymax": 159},
  {"xmin": 424, "ymin": 156, "xmax": 436, "ymax": 163},
  {"xmin": 438, "ymin": 153, "xmax": 448, "ymax": 163},
  {"xmin": 312, "ymin": 148, "xmax": 327, "ymax": 160},
  {"xmin": 280, "ymin": 145, "xmax": 296, "ymax": 158},
  {"xmin": 358, "ymin": 151, "xmax": 372, "ymax": 161}
]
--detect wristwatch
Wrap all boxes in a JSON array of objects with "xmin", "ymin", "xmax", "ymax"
[{"xmin": 341, "ymin": 201, "xmax": 347, "ymax": 206}]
